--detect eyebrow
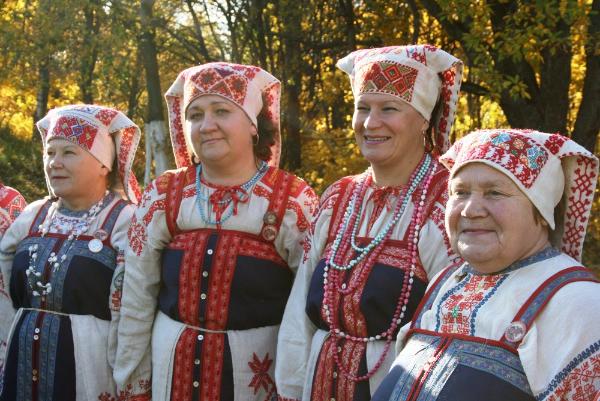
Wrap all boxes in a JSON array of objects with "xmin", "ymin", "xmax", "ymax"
[{"xmin": 451, "ymin": 179, "xmax": 507, "ymax": 189}]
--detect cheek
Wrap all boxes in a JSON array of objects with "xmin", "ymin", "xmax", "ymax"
[
  {"xmin": 444, "ymin": 199, "xmax": 460, "ymax": 238},
  {"xmin": 351, "ymin": 113, "xmax": 363, "ymax": 132}
]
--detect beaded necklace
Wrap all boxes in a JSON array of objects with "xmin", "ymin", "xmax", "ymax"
[
  {"xmin": 26, "ymin": 191, "xmax": 111, "ymax": 297},
  {"xmin": 323, "ymin": 153, "xmax": 436, "ymax": 382},
  {"xmin": 195, "ymin": 160, "xmax": 268, "ymax": 225}
]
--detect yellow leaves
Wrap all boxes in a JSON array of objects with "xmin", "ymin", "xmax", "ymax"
[{"xmin": 0, "ymin": 84, "xmax": 36, "ymax": 139}]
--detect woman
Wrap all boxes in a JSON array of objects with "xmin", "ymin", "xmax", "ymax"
[
  {"xmin": 0, "ymin": 185, "xmax": 26, "ymax": 390},
  {"xmin": 0, "ymin": 105, "xmax": 141, "ymax": 401},
  {"xmin": 114, "ymin": 62, "xmax": 318, "ymax": 401},
  {"xmin": 275, "ymin": 45, "xmax": 463, "ymax": 400},
  {"xmin": 373, "ymin": 129, "xmax": 600, "ymax": 401}
]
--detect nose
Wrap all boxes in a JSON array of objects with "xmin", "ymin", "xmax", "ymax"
[
  {"xmin": 47, "ymin": 154, "xmax": 63, "ymax": 169},
  {"xmin": 199, "ymin": 113, "xmax": 217, "ymax": 133},
  {"xmin": 460, "ymin": 194, "xmax": 487, "ymax": 218},
  {"xmin": 363, "ymin": 110, "xmax": 382, "ymax": 130}
]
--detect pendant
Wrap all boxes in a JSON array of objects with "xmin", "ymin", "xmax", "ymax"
[
  {"xmin": 93, "ymin": 229, "xmax": 109, "ymax": 241},
  {"xmin": 504, "ymin": 321, "xmax": 527, "ymax": 343},
  {"xmin": 263, "ymin": 211, "xmax": 278, "ymax": 225},
  {"xmin": 88, "ymin": 238, "xmax": 103, "ymax": 253},
  {"xmin": 261, "ymin": 225, "xmax": 278, "ymax": 242}
]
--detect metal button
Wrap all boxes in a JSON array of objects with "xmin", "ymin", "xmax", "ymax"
[
  {"xmin": 194, "ymin": 358, "xmax": 200, "ymax": 365},
  {"xmin": 207, "ymin": 249, "xmax": 213, "ymax": 255},
  {"xmin": 34, "ymin": 328, "xmax": 40, "ymax": 334},
  {"xmin": 33, "ymin": 335, "xmax": 39, "ymax": 341},
  {"xmin": 193, "ymin": 381, "xmax": 199, "ymax": 387},
  {"xmin": 200, "ymin": 293, "xmax": 207, "ymax": 300},
  {"xmin": 197, "ymin": 334, "xmax": 204, "ymax": 341},
  {"xmin": 202, "ymin": 271, "xmax": 208, "ymax": 277}
]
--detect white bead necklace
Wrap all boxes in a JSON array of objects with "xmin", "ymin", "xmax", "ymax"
[{"xmin": 25, "ymin": 191, "xmax": 110, "ymax": 297}]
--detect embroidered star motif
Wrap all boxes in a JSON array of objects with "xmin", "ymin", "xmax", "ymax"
[{"xmin": 248, "ymin": 352, "xmax": 274, "ymax": 394}]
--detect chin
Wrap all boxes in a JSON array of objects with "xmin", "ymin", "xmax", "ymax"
[{"xmin": 458, "ymin": 245, "xmax": 499, "ymax": 266}]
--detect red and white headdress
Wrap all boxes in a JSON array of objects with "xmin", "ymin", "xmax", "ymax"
[
  {"xmin": 165, "ymin": 62, "xmax": 281, "ymax": 168},
  {"xmin": 337, "ymin": 45, "xmax": 463, "ymax": 154},
  {"xmin": 36, "ymin": 104, "xmax": 142, "ymax": 204},
  {"xmin": 440, "ymin": 129, "xmax": 599, "ymax": 261}
]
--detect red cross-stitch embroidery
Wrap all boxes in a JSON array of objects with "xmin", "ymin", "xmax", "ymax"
[
  {"xmin": 545, "ymin": 350, "xmax": 600, "ymax": 401},
  {"xmin": 357, "ymin": 61, "xmax": 418, "ymax": 102},
  {"xmin": 95, "ymin": 108, "xmax": 118, "ymax": 126},
  {"xmin": 440, "ymin": 275, "xmax": 502, "ymax": 334},
  {"xmin": 544, "ymin": 134, "xmax": 569, "ymax": 155},
  {"xmin": 562, "ymin": 156, "xmax": 598, "ymax": 260},
  {"xmin": 52, "ymin": 115, "xmax": 98, "ymax": 150},
  {"xmin": 248, "ymin": 352, "xmax": 276, "ymax": 398},
  {"xmin": 457, "ymin": 131, "xmax": 549, "ymax": 188}
]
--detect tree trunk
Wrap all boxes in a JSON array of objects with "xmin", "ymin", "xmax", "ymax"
[
  {"xmin": 32, "ymin": 59, "xmax": 50, "ymax": 140},
  {"xmin": 79, "ymin": 0, "xmax": 100, "ymax": 104},
  {"xmin": 280, "ymin": 1, "xmax": 304, "ymax": 170},
  {"xmin": 140, "ymin": 0, "xmax": 170, "ymax": 179},
  {"xmin": 572, "ymin": 0, "xmax": 600, "ymax": 152}
]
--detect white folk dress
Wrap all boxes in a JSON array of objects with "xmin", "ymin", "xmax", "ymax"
[
  {"xmin": 114, "ymin": 166, "xmax": 318, "ymax": 401},
  {"xmin": 372, "ymin": 248, "xmax": 600, "ymax": 401},
  {"xmin": 0, "ymin": 193, "xmax": 133, "ymax": 401},
  {"xmin": 275, "ymin": 158, "xmax": 459, "ymax": 401},
  {"xmin": 0, "ymin": 185, "xmax": 26, "ymax": 393}
]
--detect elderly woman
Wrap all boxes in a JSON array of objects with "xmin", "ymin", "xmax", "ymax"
[
  {"xmin": 372, "ymin": 129, "xmax": 600, "ymax": 401},
  {"xmin": 0, "ymin": 105, "xmax": 141, "ymax": 401},
  {"xmin": 0, "ymin": 185, "xmax": 26, "ymax": 389},
  {"xmin": 275, "ymin": 45, "xmax": 463, "ymax": 400},
  {"xmin": 114, "ymin": 62, "xmax": 318, "ymax": 401}
]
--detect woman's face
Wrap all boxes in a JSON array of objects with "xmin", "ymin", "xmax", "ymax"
[
  {"xmin": 44, "ymin": 138, "xmax": 109, "ymax": 209},
  {"xmin": 352, "ymin": 93, "xmax": 427, "ymax": 170},
  {"xmin": 185, "ymin": 95, "xmax": 256, "ymax": 168},
  {"xmin": 445, "ymin": 162, "xmax": 550, "ymax": 274}
]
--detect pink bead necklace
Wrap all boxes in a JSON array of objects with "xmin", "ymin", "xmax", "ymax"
[{"xmin": 323, "ymin": 154, "xmax": 435, "ymax": 382}]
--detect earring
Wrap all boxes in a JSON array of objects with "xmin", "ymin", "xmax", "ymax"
[
  {"xmin": 252, "ymin": 133, "xmax": 260, "ymax": 146},
  {"xmin": 422, "ymin": 129, "xmax": 433, "ymax": 153}
]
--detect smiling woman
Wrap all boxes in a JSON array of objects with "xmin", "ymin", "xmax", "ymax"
[
  {"xmin": 275, "ymin": 45, "xmax": 464, "ymax": 401},
  {"xmin": 373, "ymin": 129, "xmax": 600, "ymax": 401}
]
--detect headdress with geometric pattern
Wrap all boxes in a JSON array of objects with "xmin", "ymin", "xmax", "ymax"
[
  {"xmin": 337, "ymin": 44, "xmax": 463, "ymax": 154},
  {"xmin": 165, "ymin": 62, "xmax": 281, "ymax": 168},
  {"xmin": 440, "ymin": 129, "xmax": 599, "ymax": 261},
  {"xmin": 36, "ymin": 104, "xmax": 142, "ymax": 204}
]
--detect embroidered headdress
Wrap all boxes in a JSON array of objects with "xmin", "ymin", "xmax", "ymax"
[
  {"xmin": 36, "ymin": 104, "xmax": 142, "ymax": 204},
  {"xmin": 440, "ymin": 129, "xmax": 599, "ymax": 261},
  {"xmin": 337, "ymin": 45, "xmax": 463, "ymax": 154},
  {"xmin": 165, "ymin": 62, "xmax": 281, "ymax": 168}
]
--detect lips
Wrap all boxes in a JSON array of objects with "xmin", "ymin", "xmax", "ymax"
[
  {"xmin": 363, "ymin": 134, "xmax": 390, "ymax": 144},
  {"xmin": 202, "ymin": 137, "xmax": 224, "ymax": 145},
  {"xmin": 460, "ymin": 228, "xmax": 494, "ymax": 236}
]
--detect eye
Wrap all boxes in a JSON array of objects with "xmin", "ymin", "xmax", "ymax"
[
  {"xmin": 450, "ymin": 188, "xmax": 469, "ymax": 198},
  {"xmin": 187, "ymin": 111, "xmax": 203, "ymax": 121},
  {"xmin": 484, "ymin": 189, "xmax": 507, "ymax": 198},
  {"xmin": 215, "ymin": 108, "xmax": 229, "ymax": 115},
  {"xmin": 382, "ymin": 106, "xmax": 399, "ymax": 112},
  {"xmin": 355, "ymin": 105, "xmax": 369, "ymax": 111}
]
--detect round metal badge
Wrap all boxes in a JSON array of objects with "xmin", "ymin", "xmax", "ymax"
[
  {"xmin": 263, "ymin": 211, "xmax": 278, "ymax": 225},
  {"xmin": 93, "ymin": 229, "xmax": 109, "ymax": 241},
  {"xmin": 88, "ymin": 238, "xmax": 104, "ymax": 253},
  {"xmin": 261, "ymin": 225, "xmax": 278, "ymax": 241},
  {"xmin": 504, "ymin": 321, "xmax": 527, "ymax": 343}
]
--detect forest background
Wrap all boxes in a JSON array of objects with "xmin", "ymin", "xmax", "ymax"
[{"xmin": 0, "ymin": 0, "xmax": 598, "ymax": 268}]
